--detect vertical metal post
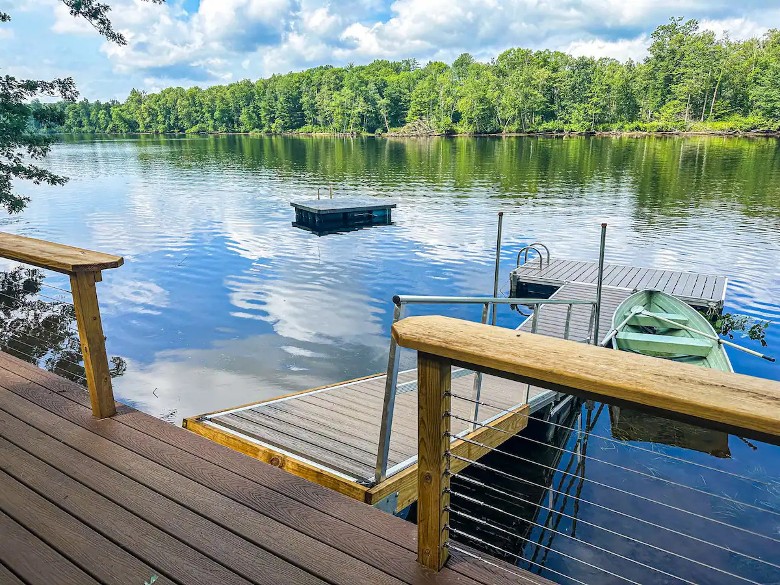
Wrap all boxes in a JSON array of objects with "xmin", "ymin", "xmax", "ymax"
[
  {"xmin": 491, "ymin": 212, "xmax": 504, "ymax": 326},
  {"xmin": 563, "ymin": 303, "xmax": 573, "ymax": 340},
  {"xmin": 375, "ymin": 301, "xmax": 404, "ymax": 483},
  {"xmin": 531, "ymin": 302, "xmax": 540, "ymax": 333},
  {"xmin": 470, "ymin": 302, "xmax": 489, "ymax": 430},
  {"xmin": 594, "ymin": 223, "xmax": 607, "ymax": 345}
]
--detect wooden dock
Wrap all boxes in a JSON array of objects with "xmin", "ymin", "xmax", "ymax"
[
  {"xmin": 186, "ymin": 369, "xmax": 553, "ymax": 512},
  {"xmin": 291, "ymin": 198, "xmax": 395, "ymax": 234},
  {"xmin": 0, "ymin": 351, "xmax": 548, "ymax": 585},
  {"xmin": 511, "ymin": 258, "xmax": 727, "ymax": 310}
]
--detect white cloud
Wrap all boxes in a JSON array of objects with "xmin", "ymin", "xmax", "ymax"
[
  {"xmin": 566, "ymin": 35, "xmax": 651, "ymax": 62},
  {"xmin": 698, "ymin": 16, "xmax": 775, "ymax": 41},
  {"xmin": 51, "ymin": 1, "xmax": 95, "ymax": 36},
  {"xmin": 5, "ymin": 0, "xmax": 780, "ymax": 97}
]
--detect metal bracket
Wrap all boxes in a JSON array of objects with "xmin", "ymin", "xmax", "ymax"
[{"xmin": 373, "ymin": 491, "xmax": 399, "ymax": 514}]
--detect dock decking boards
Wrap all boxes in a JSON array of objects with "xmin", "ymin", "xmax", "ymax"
[
  {"xmin": 516, "ymin": 282, "xmax": 632, "ymax": 343},
  {"xmin": 0, "ymin": 351, "xmax": 550, "ymax": 585},
  {"xmin": 511, "ymin": 258, "xmax": 727, "ymax": 309},
  {"xmin": 188, "ymin": 369, "xmax": 552, "ymax": 511}
]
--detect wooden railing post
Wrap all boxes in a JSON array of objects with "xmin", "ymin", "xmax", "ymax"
[
  {"xmin": 417, "ymin": 351, "xmax": 451, "ymax": 571},
  {"xmin": 70, "ymin": 271, "xmax": 115, "ymax": 419},
  {"xmin": 0, "ymin": 233, "xmax": 123, "ymax": 418}
]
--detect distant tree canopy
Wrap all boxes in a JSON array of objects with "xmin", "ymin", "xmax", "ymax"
[
  {"xmin": 47, "ymin": 19, "xmax": 780, "ymax": 137},
  {"xmin": 0, "ymin": 0, "xmax": 164, "ymax": 213}
]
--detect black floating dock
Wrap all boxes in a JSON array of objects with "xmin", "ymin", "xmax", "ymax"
[{"xmin": 291, "ymin": 198, "xmax": 396, "ymax": 235}]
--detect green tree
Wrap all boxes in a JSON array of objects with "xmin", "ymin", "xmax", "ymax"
[{"xmin": 0, "ymin": 1, "xmax": 164, "ymax": 213}]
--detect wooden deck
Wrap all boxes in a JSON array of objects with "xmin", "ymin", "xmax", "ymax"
[
  {"xmin": 0, "ymin": 351, "xmax": 552, "ymax": 585},
  {"xmin": 510, "ymin": 258, "xmax": 727, "ymax": 310},
  {"xmin": 186, "ymin": 369, "xmax": 554, "ymax": 512}
]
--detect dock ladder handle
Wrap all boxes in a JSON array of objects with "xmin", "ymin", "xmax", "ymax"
[{"xmin": 516, "ymin": 244, "xmax": 549, "ymax": 270}]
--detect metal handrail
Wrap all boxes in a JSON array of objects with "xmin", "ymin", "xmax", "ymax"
[
  {"xmin": 374, "ymin": 294, "xmax": 598, "ymax": 484},
  {"xmin": 527, "ymin": 242, "xmax": 551, "ymax": 264},
  {"xmin": 392, "ymin": 295, "xmax": 595, "ymax": 306},
  {"xmin": 516, "ymin": 245, "xmax": 545, "ymax": 269}
]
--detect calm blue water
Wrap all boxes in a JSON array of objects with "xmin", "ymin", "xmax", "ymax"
[{"xmin": 2, "ymin": 135, "xmax": 778, "ymax": 583}]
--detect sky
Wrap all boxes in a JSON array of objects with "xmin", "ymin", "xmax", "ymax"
[{"xmin": 1, "ymin": 0, "xmax": 779, "ymax": 101}]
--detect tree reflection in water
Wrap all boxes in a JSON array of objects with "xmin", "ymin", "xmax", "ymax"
[{"xmin": 0, "ymin": 267, "xmax": 126, "ymax": 384}]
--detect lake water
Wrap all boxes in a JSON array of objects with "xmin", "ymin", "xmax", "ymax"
[{"xmin": 2, "ymin": 135, "xmax": 779, "ymax": 583}]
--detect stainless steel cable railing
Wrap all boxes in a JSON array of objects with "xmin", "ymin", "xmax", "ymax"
[
  {"xmin": 374, "ymin": 294, "xmax": 598, "ymax": 483},
  {"xmin": 392, "ymin": 315, "xmax": 780, "ymax": 585}
]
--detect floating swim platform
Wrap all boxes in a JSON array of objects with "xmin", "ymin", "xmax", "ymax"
[{"xmin": 291, "ymin": 198, "xmax": 396, "ymax": 234}]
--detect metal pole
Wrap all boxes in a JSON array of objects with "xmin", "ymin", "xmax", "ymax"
[
  {"xmin": 375, "ymin": 302, "xmax": 404, "ymax": 483},
  {"xmin": 593, "ymin": 223, "xmax": 607, "ymax": 345},
  {"xmin": 470, "ymin": 302, "xmax": 489, "ymax": 430},
  {"xmin": 491, "ymin": 212, "xmax": 504, "ymax": 326}
]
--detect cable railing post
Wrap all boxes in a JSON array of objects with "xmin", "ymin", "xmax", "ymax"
[
  {"xmin": 375, "ymin": 300, "xmax": 404, "ymax": 483},
  {"xmin": 417, "ymin": 351, "xmax": 451, "ymax": 571},
  {"xmin": 70, "ymin": 270, "xmax": 116, "ymax": 418}
]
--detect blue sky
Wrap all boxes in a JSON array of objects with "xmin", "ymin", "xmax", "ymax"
[{"xmin": 2, "ymin": 0, "xmax": 779, "ymax": 101}]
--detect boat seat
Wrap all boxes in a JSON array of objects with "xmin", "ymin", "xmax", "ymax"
[
  {"xmin": 627, "ymin": 312, "xmax": 689, "ymax": 328},
  {"xmin": 616, "ymin": 331, "xmax": 712, "ymax": 357}
]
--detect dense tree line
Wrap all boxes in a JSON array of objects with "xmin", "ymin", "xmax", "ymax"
[{"xmin": 45, "ymin": 19, "xmax": 780, "ymax": 135}]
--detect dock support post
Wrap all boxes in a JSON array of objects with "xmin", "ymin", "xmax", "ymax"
[
  {"xmin": 417, "ymin": 351, "xmax": 451, "ymax": 571},
  {"xmin": 491, "ymin": 212, "xmax": 504, "ymax": 326},
  {"xmin": 70, "ymin": 271, "xmax": 116, "ymax": 418},
  {"xmin": 594, "ymin": 223, "xmax": 607, "ymax": 345}
]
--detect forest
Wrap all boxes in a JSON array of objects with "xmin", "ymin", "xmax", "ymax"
[{"xmin": 44, "ymin": 19, "xmax": 780, "ymax": 135}]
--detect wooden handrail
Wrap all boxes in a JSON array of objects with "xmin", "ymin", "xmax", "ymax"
[
  {"xmin": 0, "ymin": 232, "xmax": 123, "ymax": 274},
  {"xmin": 393, "ymin": 315, "xmax": 780, "ymax": 442},
  {"xmin": 394, "ymin": 315, "xmax": 780, "ymax": 572},
  {"xmin": 0, "ymin": 232, "xmax": 123, "ymax": 418}
]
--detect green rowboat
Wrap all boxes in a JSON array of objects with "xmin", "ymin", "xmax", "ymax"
[{"xmin": 610, "ymin": 289, "xmax": 733, "ymax": 372}]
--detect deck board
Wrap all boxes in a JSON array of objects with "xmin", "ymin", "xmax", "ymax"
[
  {"xmin": 517, "ymin": 282, "xmax": 632, "ymax": 344},
  {"xmin": 0, "ymin": 511, "xmax": 100, "ymax": 585},
  {"xmin": 205, "ymin": 370, "xmax": 542, "ymax": 485},
  {"xmin": 0, "ymin": 468, "xmax": 176, "ymax": 585},
  {"xmin": 0, "ymin": 351, "xmax": 545, "ymax": 585},
  {"xmin": 511, "ymin": 258, "xmax": 726, "ymax": 308}
]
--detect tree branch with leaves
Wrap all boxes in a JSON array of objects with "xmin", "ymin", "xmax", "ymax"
[{"xmin": 0, "ymin": 0, "xmax": 164, "ymax": 213}]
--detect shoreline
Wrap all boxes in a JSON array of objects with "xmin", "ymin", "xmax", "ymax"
[{"xmin": 61, "ymin": 129, "xmax": 780, "ymax": 139}]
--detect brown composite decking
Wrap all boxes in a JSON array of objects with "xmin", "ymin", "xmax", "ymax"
[
  {"xmin": 0, "ymin": 351, "xmax": 551, "ymax": 585},
  {"xmin": 510, "ymin": 258, "xmax": 727, "ymax": 309}
]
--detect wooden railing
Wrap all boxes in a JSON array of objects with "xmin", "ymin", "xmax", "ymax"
[
  {"xmin": 391, "ymin": 315, "xmax": 780, "ymax": 571},
  {"xmin": 0, "ymin": 233, "xmax": 123, "ymax": 418}
]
